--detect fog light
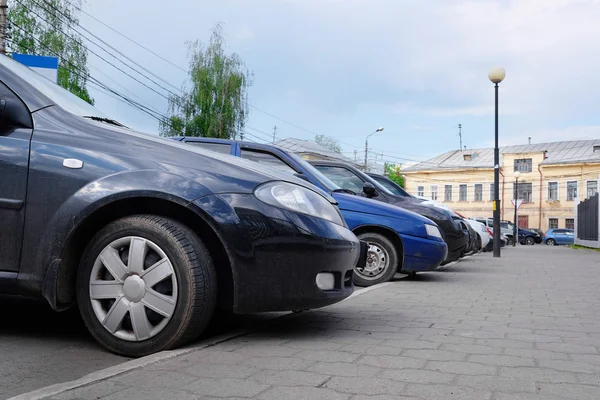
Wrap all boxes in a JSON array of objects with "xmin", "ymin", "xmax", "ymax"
[{"xmin": 315, "ymin": 273, "xmax": 335, "ymax": 290}]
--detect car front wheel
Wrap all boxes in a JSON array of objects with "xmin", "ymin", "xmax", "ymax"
[
  {"xmin": 77, "ymin": 215, "xmax": 217, "ymax": 357},
  {"xmin": 525, "ymin": 236, "xmax": 535, "ymax": 245},
  {"xmin": 354, "ymin": 232, "xmax": 399, "ymax": 287}
]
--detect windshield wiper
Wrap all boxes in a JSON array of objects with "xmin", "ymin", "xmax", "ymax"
[
  {"xmin": 84, "ymin": 115, "xmax": 127, "ymax": 128},
  {"xmin": 333, "ymin": 188, "xmax": 357, "ymax": 195}
]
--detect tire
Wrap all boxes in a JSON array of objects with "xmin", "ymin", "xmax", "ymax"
[
  {"xmin": 77, "ymin": 215, "xmax": 217, "ymax": 357},
  {"xmin": 506, "ymin": 237, "xmax": 514, "ymax": 246},
  {"xmin": 354, "ymin": 232, "xmax": 399, "ymax": 287},
  {"xmin": 546, "ymin": 238, "xmax": 556, "ymax": 246},
  {"xmin": 525, "ymin": 236, "xmax": 535, "ymax": 245}
]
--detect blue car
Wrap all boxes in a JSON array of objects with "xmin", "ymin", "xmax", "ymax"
[
  {"xmin": 172, "ymin": 137, "xmax": 448, "ymax": 287},
  {"xmin": 544, "ymin": 229, "xmax": 575, "ymax": 246}
]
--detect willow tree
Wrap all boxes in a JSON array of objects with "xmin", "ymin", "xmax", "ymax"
[
  {"xmin": 8, "ymin": 0, "xmax": 94, "ymax": 104},
  {"xmin": 160, "ymin": 24, "xmax": 253, "ymax": 138}
]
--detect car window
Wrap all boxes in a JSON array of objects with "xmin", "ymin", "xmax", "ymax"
[
  {"xmin": 185, "ymin": 141, "xmax": 232, "ymax": 155},
  {"xmin": 313, "ymin": 165, "xmax": 365, "ymax": 194},
  {"xmin": 288, "ymin": 153, "xmax": 341, "ymax": 191},
  {"xmin": 500, "ymin": 222, "xmax": 509, "ymax": 229},
  {"xmin": 553, "ymin": 229, "xmax": 565, "ymax": 234},
  {"xmin": 565, "ymin": 230, "xmax": 574, "ymax": 235},
  {"xmin": 240, "ymin": 149, "xmax": 297, "ymax": 175},
  {"xmin": 371, "ymin": 176, "xmax": 410, "ymax": 197}
]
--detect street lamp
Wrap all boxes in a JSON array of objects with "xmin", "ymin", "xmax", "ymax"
[
  {"xmin": 365, "ymin": 127, "xmax": 384, "ymax": 171},
  {"xmin": 488, "ymin": 67, "xmax": 506, "ymax": 257},
  {"xmin": 513, "ymin": 171, "xmax": 521, "ymax": 247}
]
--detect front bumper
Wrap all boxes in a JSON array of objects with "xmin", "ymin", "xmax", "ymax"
[
  {"xmin": 436, "ymin": 219, "xmax": 469, "ymax": 262},
  {"xmin": 191, "ymin": 194, "xmax": 360, "ymax": 313},
  {"xmin": 399, "ymin": 234, "xmax": 448, "ymax": 273}
]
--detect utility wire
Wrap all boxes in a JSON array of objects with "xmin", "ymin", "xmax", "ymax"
[
  {"xmin": 40, "ymin": 0, "xmax": 182, "ymax": 93},
  {"xmin": 64, "ymin": 0, "xmax": 188, "ymax": 74},
  {"xmin": 13, "ymin": 0, "xmax": 184, "ymax": 105}
]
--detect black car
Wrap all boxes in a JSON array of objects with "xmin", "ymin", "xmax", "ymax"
[
  {"xmin": 309, "ymin": 161, "xmax": 470, "ymax": 264},
  {"xmin": 0, "ymin": 55, "xmax": 363, "ymax": 357},
  {"xmin": 368, "ymin": 172, "xmax": 481, "ymax": 256}
]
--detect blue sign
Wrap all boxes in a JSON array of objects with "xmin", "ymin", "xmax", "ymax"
[{"xmin": 12, "ymin": 53, "xmax": 59, "ymax": 83}]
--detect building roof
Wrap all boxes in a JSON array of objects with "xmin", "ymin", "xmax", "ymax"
[
  {"xmin": 404, "ymin": 140, "xmax": 600, "ymax": 172},
  {"xmin": 274, "ymin": 137, "xmax": 356, "ymax": 163}
]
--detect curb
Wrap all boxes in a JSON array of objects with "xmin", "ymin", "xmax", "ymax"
[{"xmin": 9, "ymin": 281, "xmax": 390, "ymax": 400}]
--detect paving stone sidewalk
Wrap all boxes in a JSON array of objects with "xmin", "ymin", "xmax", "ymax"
[{"xmin": 44, "ymin": 246, "xmax": 600, "ymax": 400}]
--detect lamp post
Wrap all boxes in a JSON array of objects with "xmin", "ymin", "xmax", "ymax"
[
  {"xmin": 488, "ymin": 67, "xmax": 506, "ymax": 257},
  {"xmin": 513, "ymin": 171, "xmax": 521, "ymax": 247},
  {"xmin": 364, "ymin": 127, "xmax": 384, "ymax": 172}
]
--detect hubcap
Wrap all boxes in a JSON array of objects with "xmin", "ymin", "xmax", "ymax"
[
  {"xmin": 89, "ymin": 236, "xmax": 178, "ymax": 342},
  {"xmin": 356, "ymin": 243, "xmax": 389, "ymax": 280}
]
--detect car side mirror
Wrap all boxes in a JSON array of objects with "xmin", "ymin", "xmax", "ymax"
[
  {"xmin": 363, "ymin": 182, "xmax": 377, "ymax": 198},
  {"xmin": 294, "ymin": 173, "xmax": 310, "ymax": 182}
]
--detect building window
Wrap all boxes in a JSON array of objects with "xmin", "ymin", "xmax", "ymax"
[
  {"xmin": 444, "ymin": 185, "xmax": 453, "ymax": 202},
  {"xmin": 567, "ymin": 181, "xmax": 578, "ymax": 201},
  {"xmin": 417, "ymin": 186, "xmax": 424, "ymax": 197},
  {"xmin": 489, "ymin": 183, "xmax": 495, "ymax": 201},
  {"xmin": 587, "ymin": 180, "xmax": 598, "ymax": 198},
  {"xmin": 548, "ymin": 182, "xmax": 558, "ymax": 201},
  {"xmin": 459, "ymin": 184, "xmax": 468, "ymax": 202},
  {"xmin": 549, "ymin": 218, "xmax": 559, "ymax": 229},
  {"xmin": 566, "ymin": 218, "xmax": 575, "ymax": 230},
  {"xmin": 474, "ymin": 184, "xmax": 483, "ymax": 201},
  {"xmin": 514, "ymin": 158, "xmax": 533, "ymax": 173},
  {"xmin": 514, "ymin": 182, "xmax": 533, "ymax": 203},
  {"xmin": 430, "ymin": 185, "xmax": 438, "ymax": 201}
]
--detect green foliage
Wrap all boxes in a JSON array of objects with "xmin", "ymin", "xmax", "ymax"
[
  {"xmin": 385, "ymin": 163, "xmax": 405, "ymax": 188},
  {"xmin": 160, "ymin": 24, "xmax": 253, "ymax": 138},
  {"xmin": 8, "ymin": 0, "xmax": 94, "ymax": 104},
  {"xmin": 314, "ymin": 134, "xmax": 342, "ymax": 153}
]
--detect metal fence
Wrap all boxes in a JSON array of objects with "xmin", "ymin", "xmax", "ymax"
[{"xmin": 577, "ymin": 194, "xmax": 599, "ymax": 241}]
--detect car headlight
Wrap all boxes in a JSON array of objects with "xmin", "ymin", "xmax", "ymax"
[
  {"xmin": 425, "ymin": 224, "xmax": 443, "ymax": 239},
  {"xmin": 255, "ymin": 181, "xmax": 344, "ymax": 226}
]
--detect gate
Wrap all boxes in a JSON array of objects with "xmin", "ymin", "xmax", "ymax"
[{"xmin": 577, "ymin": 194, "xmax": 599, "ymax": 241}]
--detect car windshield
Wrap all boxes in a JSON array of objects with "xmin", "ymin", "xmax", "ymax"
[
  {"xmin": 289, "ymin": 154, "xmax": 342, "ymax": 191},
  {"xmin": 374, "ymin": 177, "xmax": 412, "ymax": 197},
  {"xmin": 0, "ymin": 55, "xmax": 109, "ymax": 119}
]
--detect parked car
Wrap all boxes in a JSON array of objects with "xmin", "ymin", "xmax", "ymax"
[
  {"xmin": 172, "ymin": 137, "xmax": 448, "ymax": 286},
  {"xmin": 483, "ymin": 228, "xmax": 508, "ymax": 251},
  {"xmin": 544, "ymin": 229, "xmax": 575, "ymax": 246},
  {"xmin": 463, "ymin": 218, "xmax": 491, "ymax": 253},
  {"xmin": 368, "ymin": 173, "xmax": 481, "ymax": 255},
  {"xmin": 472, "ymin": 218, "xmax": 542, "ymax": 245},
  {"xmin": 0, "ymin": 55, "xmax": 366, "ymax": 357},
  {"xmin": 310, "ymin": 162, "xmax": 470, "ymax": 264}
]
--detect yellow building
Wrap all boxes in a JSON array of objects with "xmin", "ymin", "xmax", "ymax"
[{"xmin": 403, "ymin": 140, "xmax": 600, "ymax": 232}]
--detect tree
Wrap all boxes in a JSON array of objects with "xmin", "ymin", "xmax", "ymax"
[
  {"xmin": 160, "ymin": 24, "xmax": 253, "ymax": 138},
  {"xmin": 385, "ymin": 163, "xmax": 405, "ymax": 188},
  {"xmin": 314, "ymin": 134, "xmax": 342, "ymax": 153},
  {"xmin": 8, "ymin": 0, "xmax": 94, "ymax": 104}
]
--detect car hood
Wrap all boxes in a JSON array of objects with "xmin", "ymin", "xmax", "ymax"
[
  {"xmin": 333, "ymin": 192, "xmax": 433, "ymax": 225},
  {"xmin": 385, "ymin": 195, "xmax": 456, "ymax": 222},
  {"xmin": 38, "ymin": 110, "xmax": 337, "ymax": 204}
]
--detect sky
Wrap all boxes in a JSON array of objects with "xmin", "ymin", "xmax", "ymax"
[{"xmin": 76, "ymin": 0, "xmax": 600, "ymax": 164}]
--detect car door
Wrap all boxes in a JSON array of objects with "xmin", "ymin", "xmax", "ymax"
[
  {"xmin": 0, "ymin": 80, "xmax": 34, "ymax": 272},
  {"xmin": 564, "ymin": 229, "xmax": 575, "ymax": 244},
  {"xmin": 555, "ymin": 229, "xmax": 566, "ymax": 245}
]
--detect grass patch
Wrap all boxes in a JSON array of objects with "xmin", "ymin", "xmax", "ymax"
[{"xmin": 568, "ymin": 244, "xmax": 600, "ymax": 252}]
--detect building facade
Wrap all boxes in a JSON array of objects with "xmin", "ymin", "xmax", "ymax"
[{"xmin": 403, "ymin": 140, "xmax": 600, "ymax": 232}]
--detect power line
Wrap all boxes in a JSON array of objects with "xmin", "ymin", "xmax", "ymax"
[
  {"xmin": 13, "ymin": 0, "xmax": 183, "ymax": 105},
  {"xmin": 41, "ymin": 0, "xmax": 182, "ymax": 93},
  {"xmin": 64, "ymin": 0, "xmax": 188, "ymax": 74}
]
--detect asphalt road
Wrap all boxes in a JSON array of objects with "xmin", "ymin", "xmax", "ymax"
[{"xmin": 0, "ymin": 295, "xmax": 286, "ymax": 399}]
